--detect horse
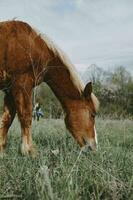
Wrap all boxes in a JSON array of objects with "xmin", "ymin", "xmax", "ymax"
[{"xmin": 0, "ymin": 20, "xmax": 99, "ymax": 156}]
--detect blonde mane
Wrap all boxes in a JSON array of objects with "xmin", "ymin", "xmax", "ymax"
[
  {"xmin": 34, "ymin": 29, "xmax": 84, "ymax": 91},
  {"xmin": 34, "ymin": 28, "xmax": 99, "ymax": 111}
]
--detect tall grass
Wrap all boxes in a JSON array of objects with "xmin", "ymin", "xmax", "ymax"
[{"xmin": 0, "ymin": 118, "xmax": 133, "ymax": 200}]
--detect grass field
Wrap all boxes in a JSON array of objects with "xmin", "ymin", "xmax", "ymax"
[{"xmin": 0, "ymin": 118, "xmax": 133, "ymax": 200}]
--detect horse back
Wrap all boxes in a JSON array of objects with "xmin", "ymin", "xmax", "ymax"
[{"xmin": 0, "ymin": 20, "xmax": 50, "ymax": 74}]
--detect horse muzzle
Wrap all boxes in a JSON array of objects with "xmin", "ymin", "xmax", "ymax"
[{"xmin": 82, "ymin": 138, "xmax": 97, "ymax": 152}]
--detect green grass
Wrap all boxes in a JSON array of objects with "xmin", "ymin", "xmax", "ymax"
[{"xmin": 0, "ymin": 118, "xmax": 133, "ymax": 200}]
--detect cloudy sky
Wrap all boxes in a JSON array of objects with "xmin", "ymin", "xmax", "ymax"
[{"xmin": 0, "ymin": 0, "xmax": 133, "ymax": 73}]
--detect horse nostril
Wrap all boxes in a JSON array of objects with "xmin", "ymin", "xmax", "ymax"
[
  {"xmin": 88, "ymin": 145, "xmax": 93, "ymax": 151},
  {"xmin": 84, "ymin": 137, "xmax": 97, "ymax": 151},
  {"xmin": 81, "ymin": 144, "xmax": 94, "ymax": 153}
]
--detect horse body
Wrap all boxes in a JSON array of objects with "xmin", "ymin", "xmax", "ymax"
[{"xmin": 0, "ymin": 20, "xmax": 99, "ymax": 156}]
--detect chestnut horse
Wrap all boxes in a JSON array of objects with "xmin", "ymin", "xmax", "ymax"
[{"xmin": 0, "ymin": 20, "xmax": 99, "ymax": 156}]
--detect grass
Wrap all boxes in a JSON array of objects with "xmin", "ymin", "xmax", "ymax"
[{"xmin": 0, "ymin": 118, "xmax": 133, "ymax": 200}]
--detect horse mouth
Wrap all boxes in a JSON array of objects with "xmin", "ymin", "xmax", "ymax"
[
  {"xmin": 88, "ymin": 145, "xmax": 95, "ymax": 151},
  {"xmin": 81, "ymin": 143, "xmax": 97, "ymax": 152},
  {"xmin": 81, "ymin": 137, "xmax": 97, "ymax": 152}
]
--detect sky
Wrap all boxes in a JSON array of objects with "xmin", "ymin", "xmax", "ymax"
[{"xmin": 0, "ymin": 0, "xmax": 133, "ymax": 74}]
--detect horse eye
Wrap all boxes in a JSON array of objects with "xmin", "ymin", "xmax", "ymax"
[{"xmin": 91, "ymin": 113, "xmax": 96, "ymax": 118}]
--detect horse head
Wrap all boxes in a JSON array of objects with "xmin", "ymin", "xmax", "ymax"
[{"xmin": 65, "ymin": 82, "xmax": 99, "ymax": 151}]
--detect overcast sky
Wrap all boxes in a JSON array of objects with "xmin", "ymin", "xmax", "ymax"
[{"xmin": 0, "ymin": 0, "xmax": 133, "ymax": 73}]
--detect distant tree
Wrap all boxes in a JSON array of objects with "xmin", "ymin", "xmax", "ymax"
[
  {"xmin": 99, "ymin": 66, "xmax": 133, "ymax": 117},
  {"xmin": 110, "ymin": 66, "xmax": 132, "ymax": 91}
]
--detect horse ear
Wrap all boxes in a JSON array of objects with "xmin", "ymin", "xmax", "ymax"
[{"xmin": 84, "ymin": 82, "xmax": 92, "ymax": 98}]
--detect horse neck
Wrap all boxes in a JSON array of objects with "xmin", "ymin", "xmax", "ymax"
[{"xmin": 44, "ymin": 58, "xmax": 83, "ymax": 112}]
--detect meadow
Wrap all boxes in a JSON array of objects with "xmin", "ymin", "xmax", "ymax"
[{"xmin": 0, "ymin": 118, "xmax": 133, "ymax": 200}]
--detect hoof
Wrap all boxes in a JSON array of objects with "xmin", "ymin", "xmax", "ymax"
[
  {"xmin": 30, "ymin": 146, "xmax": 38, "ymax": 158},
  {"xmin": 21, "ymin": 144, "xmax": 37, "ymax": 158}
]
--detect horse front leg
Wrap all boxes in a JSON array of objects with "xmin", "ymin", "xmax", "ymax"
[
  {"xmin": 13, "ymin": 87, "xmax": 36, "ymax": 156},
  {"xmin": 0, "ymin": 92, "xmax": 16, "ymax": 154}
]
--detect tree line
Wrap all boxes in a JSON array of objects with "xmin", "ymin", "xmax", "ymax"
[{"xmin": 90, "ymin": 66, "xmax": 133, "ymax": 118}]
